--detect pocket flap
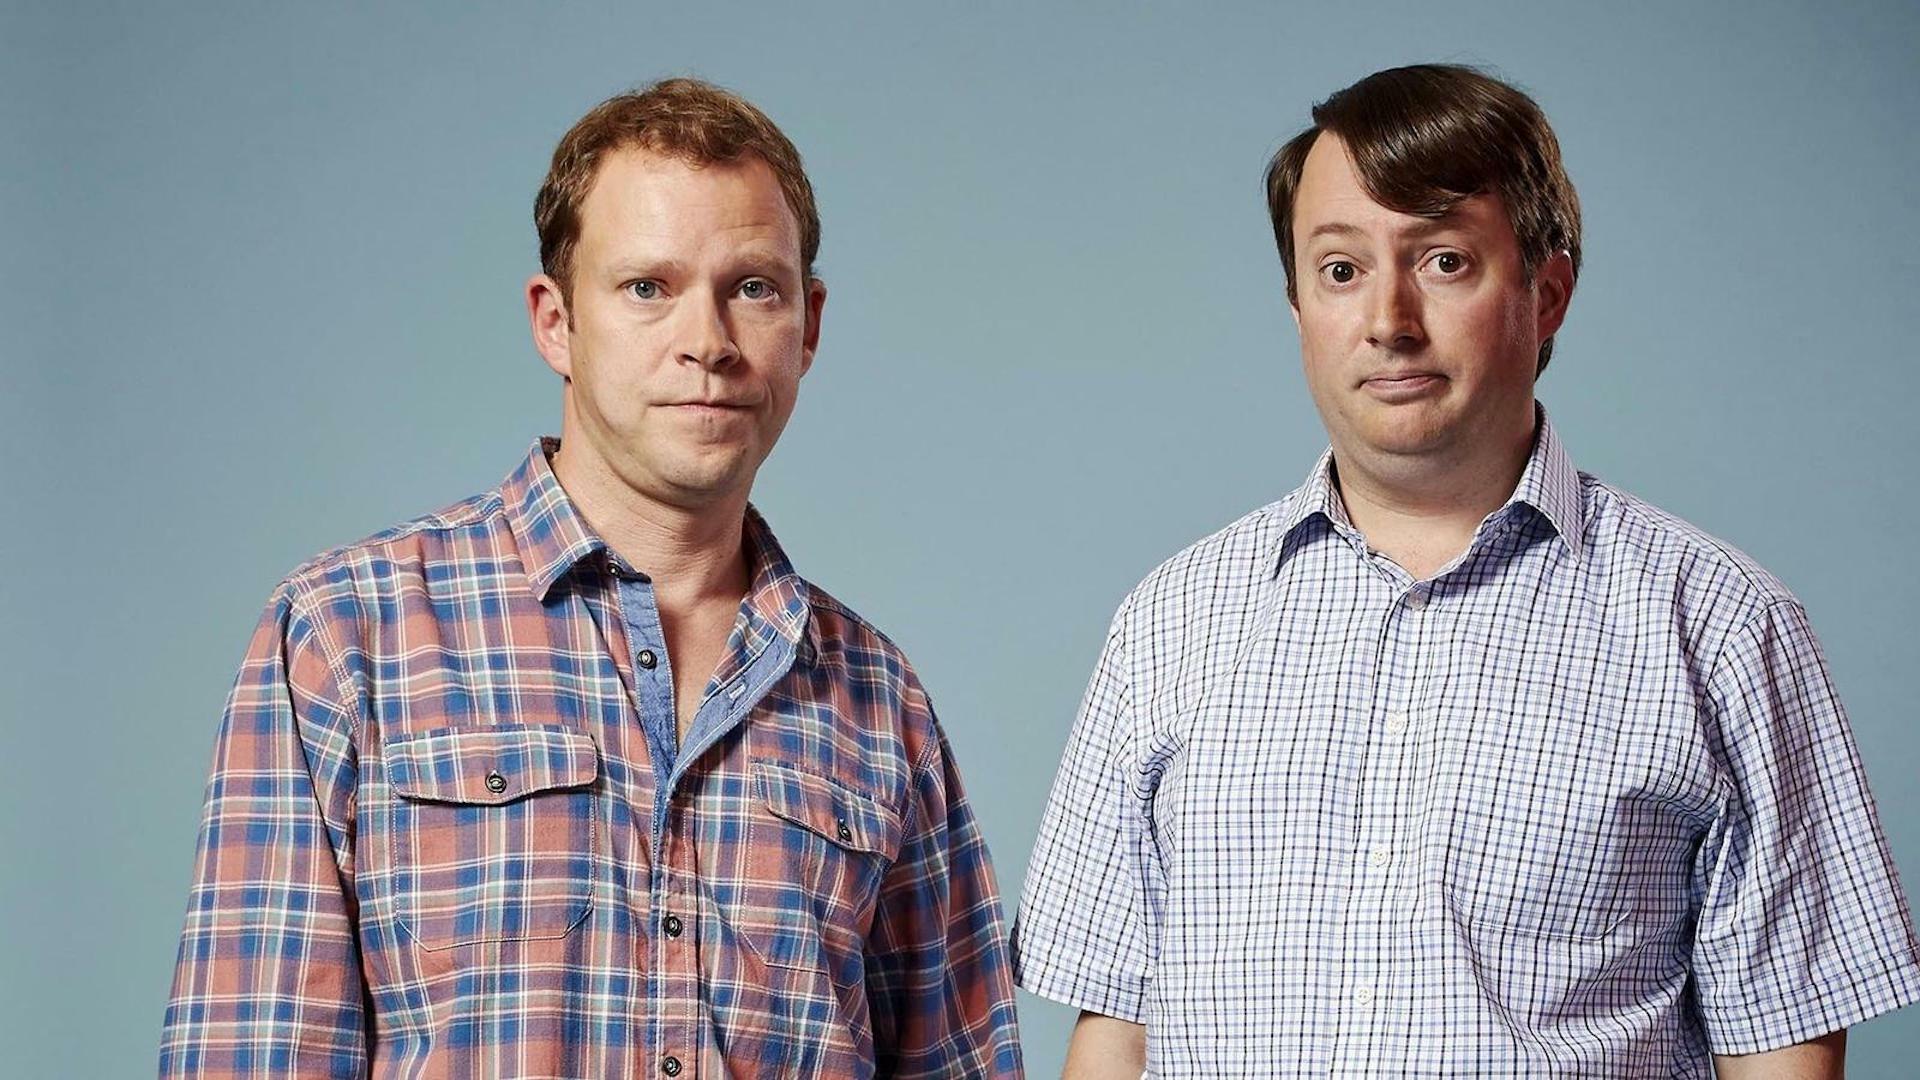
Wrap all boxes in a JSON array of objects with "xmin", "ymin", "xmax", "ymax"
[
  {"xmin": 754, "ymin": 761, "xmax": 897, "ymax": 855},
  {"xmin": 387, "ymin": 724, "xmax": 599, "ymax": 805}
]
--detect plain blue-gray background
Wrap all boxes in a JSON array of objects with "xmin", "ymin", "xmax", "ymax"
[{"xmin": 4, "ymin": 1, "xmax": 1918, "ymax": 1075}]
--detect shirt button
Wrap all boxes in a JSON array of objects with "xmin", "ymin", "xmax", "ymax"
[
  {"xmin": 661, "ymin": 1056, "xmax": 682, "ymax": 1077},
  {"xmin": 1385, "ymin": 713, "xmax": 1409, "ymax": 736},
  {"xmin": 1403, "ymin": 588, "xmax": 1427, "ymax": 610},
  {"xmin": 1369, "ymin": 844, "xmax": 1391, "ymax": 868},
  {"xmin": 484, "ymin": 770, "xmax": 507, "ymax": 794},
  {"xmin": 662, "ymin": 913, "xmax": 683, "ymax": 938},
  {"xmin": 836, "ymin": 816, "xmax": 853, "ymax": 844},
  {"xmin": 1353, "ymin": 985, "xmax": 1375, "ymax": 1007},
  {"xmin": 637, "ymin": 648, "xmax": 658, "ymax": 670}
]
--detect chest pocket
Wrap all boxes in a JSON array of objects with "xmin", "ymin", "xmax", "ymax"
[
  {"xmin": 385, "ymin": 724, "xmax": 600, "ymax": 950},
  {"xmin": 732, "ymin": 760, "xmax": 903, "ymax": 988}
]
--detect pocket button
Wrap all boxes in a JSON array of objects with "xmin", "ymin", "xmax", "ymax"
[{"xmin": 485, "ymin": 770, "xmax": 508, "ymax": 794}]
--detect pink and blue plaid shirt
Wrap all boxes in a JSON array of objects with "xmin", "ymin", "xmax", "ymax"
[{"xmin": 161, "ymin": 439, "xmax": 1024, "ymax": 1078}]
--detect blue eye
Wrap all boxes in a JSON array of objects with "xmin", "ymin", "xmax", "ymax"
[
  {"xmin": 627, "ymin": 281, "xmax": 660, "ymax": 300},
  {"xmin": 739, "ymin": 279, "xmax": 775, "ymax": 300}
]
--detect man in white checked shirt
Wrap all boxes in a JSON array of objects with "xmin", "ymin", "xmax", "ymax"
[{"xmin": 1012, "ymin": 64, "xmax": 1920, "ymax": 1078}]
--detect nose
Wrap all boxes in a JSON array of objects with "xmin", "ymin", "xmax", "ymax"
[
  {"xmin": 675, "ymin": 288, "xmax": 739, "ymax": 370},
  {"xmin": 1365, "ymin": 272, "xmax": 1426, "ymax": 351}
]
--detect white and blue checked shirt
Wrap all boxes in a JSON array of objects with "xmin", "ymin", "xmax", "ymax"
[{"xmin": 1013, "ymin": 414, "xmax": 1920, "ymax": 1076}]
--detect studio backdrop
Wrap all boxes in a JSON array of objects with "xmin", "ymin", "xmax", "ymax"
[{"xmin": 3, "ymin": 2, "xmax": 1917, "ymax": 1075}]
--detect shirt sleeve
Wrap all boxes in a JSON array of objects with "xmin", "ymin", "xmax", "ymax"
[
  {"xmin": 159, "ymin": 585, "xmax": 368, "ymax": 1077},
  {"xmin": 1691, "ymin": 599, "xmax": 1920, "ymax": 1054},
  {"xmin": 1011, "ymin": 599, "xmax": 1158, "ymax": 1023},
  {"xmin": 863, "ymin": 714, "xmax": 1024, "ymax": 1079}
]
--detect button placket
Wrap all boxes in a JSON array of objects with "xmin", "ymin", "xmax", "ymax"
[{"xmin": 1330, "ymin": 576, "xmax": 1420, "ymax": 1059}]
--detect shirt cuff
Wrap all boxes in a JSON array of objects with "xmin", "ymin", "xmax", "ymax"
[
  {"xmin": 1012, "ymin": 937, "xmax": 1149, "ymax": 1025},
  {"xmin": 1702, "ymin": 952, "xmax": 1920, "ymax": 1055}
]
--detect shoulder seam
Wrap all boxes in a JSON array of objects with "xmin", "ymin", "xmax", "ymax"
[
  {"xmin": 1129, "ymin": 500, "xmax": 1286, "ymax": 597},
  {"xmin": 280, "ymin": 574, "xmax": 364, "ymax": 742},
  {"xmin": 1705, "ymin": 597, "xmax": 1808, "ymax": 691},
  {"xmin": 286, "ymin": 489, "xmax": 504, "ymax": 580},
  {"xmin": 806, "ymin": 585, "xmax": 916, "ymax": 662},
  {"xmin": 896, "ymin": 718, "xmax": 945, "ymax": 845},
  {"xmin": 1596, "ymin": 481, "xmax": 1781, "ymax": 599}
]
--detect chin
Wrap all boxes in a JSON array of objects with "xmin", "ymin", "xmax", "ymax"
[
  {"xmin": 655, "ymin": 455, "xmax": 754, "ymax": 502},
  {"xmin": 1357, "ymin": 418, "xmax": 1455, "ymax": 458}
]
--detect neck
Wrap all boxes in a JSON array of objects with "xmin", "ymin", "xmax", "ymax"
[
  {"xmin": 550, "ymin": 444, "xmax": 752, "ymax": 610},
  {"xmin": 1331, "ymin": 419, "xmax": 1534, "ymax": 581}
]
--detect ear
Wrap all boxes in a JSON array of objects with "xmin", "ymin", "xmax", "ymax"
[
  {"xmin": 527, "ymin": 273, "xmax": 573, "ymax": 379},
  {"xmin": 799, "ymin": 276, "xmax": 827, "ymax": 376},
  {"xmin": 1533, "ymin": 250, "xmax": 1574, "ymax": 342}
]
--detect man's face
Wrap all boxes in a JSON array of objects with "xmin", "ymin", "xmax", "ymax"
[
  {"xmin": 1289, "ymin": 133, "xmax": 1568, "ymax": 467},
  {"xmin": 532, "ymin": 147, "xmax": 824, "ymax": 510}
]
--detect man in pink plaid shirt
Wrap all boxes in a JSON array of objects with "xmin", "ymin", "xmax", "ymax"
[{"xmin": 161, "ymin": 78, "xmax": 1023, "ymax": 1078}]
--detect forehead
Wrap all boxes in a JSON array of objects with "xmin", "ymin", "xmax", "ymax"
[
  {"xmin": 1293, "ymin": 133, "xmax": 1511, "ymax": 246},
  {"xmin": 575, "ymin": 146, "xmax": 801, "ymax": 260}
]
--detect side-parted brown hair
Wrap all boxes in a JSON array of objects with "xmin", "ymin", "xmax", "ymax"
[
  {"xmin": 534, "ymin": 77, "xmax": 821, "ymax": 305},
  {"xmin": 1265, "ymin": 64, "xmax": 1581, "ymax": 373}
]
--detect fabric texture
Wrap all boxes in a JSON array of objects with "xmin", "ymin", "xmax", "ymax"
[
  {"xmin": 1013, "ymin": 412, "xmax": 1919, "ymax": 1077},
  {"xmin": 161, "ymin": 439, "xmax": 1023, "ymax": 1079}
]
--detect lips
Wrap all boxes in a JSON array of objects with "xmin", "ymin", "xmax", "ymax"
[{"xmin": 1360, "ymin": 372, "xmax": 1446, "ymax": 402}]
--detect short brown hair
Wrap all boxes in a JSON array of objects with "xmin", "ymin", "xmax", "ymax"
[
  {"xmin": 535, "ymin": 78, "xmax": 821, "ymax": 303},
  {"xmin": 1264, "ymin": 64, "xmax": 1581, "ymax": 373}
]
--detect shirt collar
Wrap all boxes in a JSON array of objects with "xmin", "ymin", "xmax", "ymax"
[
  {"xmin": 502, "ymin": 438, "xmax": 609, "ymax": 601},
  {"xmin": 740, "ymin": 504, "xmax": 818, "ymax": 664},
  {"xmin": 1271, "ymin": 445, "xmax": 1350, "ymax": 547},
  {"xmin": 1505, "ymin": 408, "xmax": 1586, "ymax": 562},
  {"xmin": 501, "ymin": 438, "xmax": 819, "ymax": 660},
  {"xmin": 1271, "ymin": 405, "xmax": 1586, "ymax": 569}
]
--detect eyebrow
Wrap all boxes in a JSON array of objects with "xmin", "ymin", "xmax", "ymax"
[
  {"xmin": 1306, "ymin": 223, "xmax": 1365, "ymax": 243},
  {"xmin": 604, "ymin": 249, "xmax": 799, "ymax": 281},
  {"xmin": 1305, "ymin": 218, "xmax": 1472, "ymax": 245},
  {"xmin": 605, "ymin": 258, "xmax": 687, "ymax": 279}
]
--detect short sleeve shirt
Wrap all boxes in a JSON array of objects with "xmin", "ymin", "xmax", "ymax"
[{"xmin": 1013, "ymin": 415, "xmax": 1919, "ymax": 1076}]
